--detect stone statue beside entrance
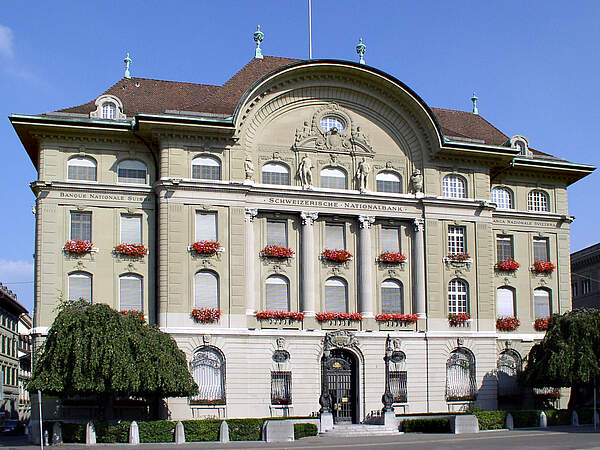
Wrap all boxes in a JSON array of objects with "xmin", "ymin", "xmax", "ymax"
[
  {"xmin": 297, "ymin": 155, "xmax": 314, "ymax": 189},
  {"xmin": 357, "ymin": 158, "xmax": 371, "ymax": 191}
]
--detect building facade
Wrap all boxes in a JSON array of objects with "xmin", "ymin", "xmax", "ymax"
[
  {"xmin": 17, "ymin": 313, "xmax": 32, "ymax": 421},
  {"xmin": 11, "ymin": 52, "xmax": 593, "ymax": 422},
  {"xmin": 571, "ymin": 243, "xmax": 600, "ymax": 309}
]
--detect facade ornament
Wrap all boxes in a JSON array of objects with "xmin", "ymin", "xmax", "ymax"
[
  {"xmin": 244, "ymin": 156, "xmax": 254, "ymax": 181},
  {"xmin": 272, "ymin": 350, "xmax": 290, "ymax": 363},
  {"xmin": 324, "ymin": 330, "xmax": 359, "ymax": 349},
  {"xmin": 392, "ymin": 338, "xmax": 402, "ymax": 350},
  {"xmin": 385, "ymin": 161, "xmax": 393, "ymax": 169},
  {"xmin": 387, "ymin": 269, "xmax": 397, "ymax": 277},
  {"xmin": 276, "ymin": 337, "xmax": 286, "ymax": 349},
  {"xmin": 297, "ymin": 155, "xmax": 314, "ymax": 189},
  {"xmin": 295, "ymin": 121, "xmax": 312, "ymax": 143},
  {"xmin": 504, "ymin": 277, "xmax": 511, "ymax": 285},
  {"xmin": 76, "ymin": 261, "xmax": 86, "ymax": 269},
  {"xmin": 253, "ymin": 25, "xmax": 264, "ymax": 60},
  {"xmin": 300, "ymin": 211, "xmax": 318, "ymax": 226},
  {"xmin": 124, "ymin": 52, "xmax": 132, "ymax": 78},
  {"xmin": 413, "ymin": 218, "xmax": 424, "ymax": 232},
  {"xmin": 411, "ymin": 169, "xmax": 423, "ymax": 193},
  {"xmin": 356, "ymin": 38, "xmax": 366, "ymax": 65},
  {"xmin": 471, "ymin": 92, "xmax": 478, "ymax": 115},
  {"xmin": 271, "ymin": 264, "xmax": 284, "ymax": 273},
  {"xmin": 357, "ymin": 158, "xmax": 371, "ymax": 191},
  {"xmin": 351, "ymin": 126, "xmax": 371, "ymax": 149},
  {"xmin": 454, "ymin": 269, "xmax": 464, "ymax": 277},
  {"xmin": 358, "ymin": 215, "xmax": 375, "ymax": 229},
  {"xmin": 127, "ymin": 263, "xmax": 136, "ymax": 271},
  {"xmin": 200, "ymin": 258, "xmax": 215, "ymax": 268},
  {"xmin": 244, "ymin": 208, "xmax": 258, "ymax": 223},
  {"xmin": 272, "ymin": 151, "xmax": 281, "ymax": 160},
  {"xmin": 329, "ymin": 267, "xmax": 342, "ymax": 276},
  {"xmin": 202, "ymin": 334, "xmax": 211, "ymax": 345},
  {"xmin": 457, "ymin": 337, "xmax": 464, "ymax": 347},
  {"xmin": 505, "ymin": 340, "xmax": 512, "ymax": 349}
]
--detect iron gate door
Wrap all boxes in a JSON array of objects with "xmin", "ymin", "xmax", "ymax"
[{"xmin": 326, "ymin": 351, "xmax": 356, "ymax": 424}]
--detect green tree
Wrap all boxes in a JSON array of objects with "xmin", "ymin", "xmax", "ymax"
[{"xmin": 29, "ymin": 300, "xmax": 198, "ymax": 417}]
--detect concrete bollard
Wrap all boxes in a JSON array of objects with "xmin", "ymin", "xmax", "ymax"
[
  {"xmin": 539, "ymin": 411, "xmax": 547, "ymax": 428},
  {"xmin": 505, "ymin": 413, "xmax": 514, "ymax": 430},
  {"xmin": 571, "ymin": 411, "xmax": 579, "ymax": 426},
  {"xmin": 219, "ymin": 420, "xmax": 229, "ymax": 443},
  {"xmin": 86, "ymin": 421, "xmax": 96, "ymax": 444},
  {"xmin": 129, "ymin": 421, "xmax": 140, "ymax": 445},
  {"xmin": 175, "ymin": 421, "xmax": 185, "ymax": 444},
  {"xmin": 52, "ymin": 422, "xmax": 63, "ymax": 445}
]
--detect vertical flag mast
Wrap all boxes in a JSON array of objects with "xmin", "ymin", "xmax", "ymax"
[{"xmin": 308, "ymin": 0, "xmax": 313, "ymax": 59}]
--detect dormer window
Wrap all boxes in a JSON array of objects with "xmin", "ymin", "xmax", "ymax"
[
  {"xmin": 90, "ymin": 94, "xmax": 125, "ymax": 120},
  {"xmin": 510, "ymin": 135, "xmax": 531, "ymax": 156},
  {"xmin": 101, "ymin": 102, "xmax": 116, "ymax": 119}
]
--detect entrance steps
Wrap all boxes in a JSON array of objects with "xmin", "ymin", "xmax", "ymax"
[{"xmin": 320, "ymin": 424, "xmax": 399, "ymax": 436}]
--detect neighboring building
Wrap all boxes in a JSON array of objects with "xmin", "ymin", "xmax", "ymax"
[
  {"xmin": 571, "ymin": 243, "xmax": 600, "ymax": 309},
  {"xmin": 11, "ymin": 36, "xmax": 594, "ymax": 422},
  {"xmin": 0, "ymin": 283, "xmax": 28, "ymax": 419},
  {"xmin": 17, "ymin": 313, "xmax": 32, "ymax": 421}
]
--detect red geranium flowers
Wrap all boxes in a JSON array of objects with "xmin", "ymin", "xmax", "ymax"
[
  {"xmin": 256, "ymin": 310, "xmax": 305, "ymax": 321},
  {"xmin": 533, "ymin": 260, "xmax": 555, "ymax": 274},
  {"xmin": 378, "ymin": 252, "xmax": 407, "ymax": 264},
  {"xmin": 534, "ymin": 317, "xmax": 549, "ymax": 331},
  {"xmin": 260, "ymin": 245, "xmax": 295, "ymax": 259},
  {"xmin": 375, "ymin": 314, "xmax": 418, "ymax": 323},
  {"xmin": 447, "ymin": 252, "xmax": 470, "ymax": 262},
  {"xmin": 496, "ymin": 317, "xmax": 521, "ymax": 331},
  {"xmin": 63, "ymin": 239, "xmax": 93, "ymax": 255},
  {"xmin": 321, "ymin": 249, "xmax": 353, "ymax": 263},
  {"xmin": 448, "ymin": 313, "xmax": 471, "ymax": 326},
  {"xmin": 191, "ymin": 308, "xmax": 221, "ymax": 323},
  {"xmin": 191, "ymin": 241, "xmax": 221, "ymax": 255},
  {"xmin": 316, "ymin": 312, "xmax": 363, "ymax": 322},
  {"xmin": 114, "ymin": 243, "xmax": 148, "ymax": 258},
  {"xmin": 496, "ymin": 258, "xmax": 520, "ymax": 272}
]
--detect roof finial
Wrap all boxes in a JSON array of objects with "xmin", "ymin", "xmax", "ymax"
[
  {"xmin": 356, "ymin": 38, "xmax": 366, "ymax": 65},
  {"xmin": 254, "ymin": 25, "xmax": 264, "ymax": 60},
  {"xmin": 124, "ymin": 52, "xmax": 132, "ymax": 78},
  {"xmin": 471, "ymin": 92, "xmax": 479, "ymax": 115}
]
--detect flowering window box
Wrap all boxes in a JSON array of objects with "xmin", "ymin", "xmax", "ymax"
[
  {"xmin": 260, "ymin": 245, "xmax": 295, "ymax": 259},
  {"xmin": 114, "ymin": 243, "xmax": 148, "ymax": 258},
  {"xmin": 533, "ymin": 260, "xmax": 555, "ymax": 274},
  {"xmin": 495, "ymin": 258, "xmax": 520, "ymax": 272},
  {"xmin": 447, "ymin": 394, "xmax": 476, "ymax": 402},
  {"xmin": 271, "ymin": 397, "xmax": 292, "ymax": 406},
  {"xmin": 496, "ymin": 316, "xmax": 521, "ymax": 331},
  {"xmin": 190, "ymin": 241, "xmax": 222, "ymax": 255},
  {"xmin": 190, "ymin": 398, "xmax": 226, "ymax": 406},
  {"xmin": 534, "ymin": 317, "xmax": 549, "ymax": 331},
  {"xmin": 446, "ymin": 252, "xmax": 471, "ymax": 262},
  {"xmin": 191, "ymin": 307, "xmax": 221, "ymax": 323},
  {"xmin": 375, "ymin": 314, "xmax": 418, "ymax": 323},
  {"xmin": 316, "ymin": 312, "xmax": 363, "ymax": 322},
  {"xmin": 321, "ymin": 249, "xmax": 353, "ymax": 263},
  {"xmin": 448, "ymin": 313, "xmax": 471, "ymax": 327},
  {"xmin": 63, "ymin": 239, "xmax": 94, "ymax": 255},
  {"xmin": 377, "ymin": 252, "xmax": 407, "ymax": 264},
  {"xmin": 120, "ymin": 310, "xmax": 145, "ymax": 321},
  {"xmin": 256, "ymin": 310, "xmax": 305, "ymax": 321}
]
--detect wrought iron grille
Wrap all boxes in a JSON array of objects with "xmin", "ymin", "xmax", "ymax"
[
  {"xmin": 446, "ymin": 348, "xmax": 477, "ymax": 401},
  {"xmin": 271, "ymin": 371, "xmax": 292, "ymax": 405},
  {"xmin": 189, "ymin": 348, "xmax": 225, "ymax": 402},
  {"xmin": 389, "ymin": 371, "xmax": 407, "ymax": 403},
  {"xmin": 497, "ymin": 350, "xmax": 522, "ymax": 397}
]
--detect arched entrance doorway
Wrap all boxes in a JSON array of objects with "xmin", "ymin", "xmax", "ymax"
[{"xmin": 323, "ymin": 349, "xmax": 359, "ymax": 424}]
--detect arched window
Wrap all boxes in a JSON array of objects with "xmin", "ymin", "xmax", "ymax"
[
  {"xmin": 67, "ymin": 156, "xmax": 97, "ymax": 181},
  {"xmin": 101, "ymin": 102, "xmax": 116, "ymax": 119},
  {"xmin": 68, "ymin": 272, "xmax": 92, "ymax": 302},
  {"xmin": 118, "ymin": 160, "xmax": 148, "ymax": 184},
  {"xmin": 528, "ymin": 190, "xmax": 549, "ymax": 212},
  {"xmin": 324, "ymin": 277, "xmax": 348, "ymax": 313},
  {"xmin": 446, "ymin": 348, "xmax": 476, "ymax": 401},
  {"xmin": 119, "ymin": 274, "xmax": 143, "ymax": 312},
  {"xmin": 320, "ymin": 167, "xmax": 347, "ymax": 189},
  {"xmin": 190, "ymin": 347, "xmax": 225, "ymax": 402},
  {"xmin": 381, "ymin": 279, "xmax": 403, "ymax": 314},
  {"xmin": 491, "ymin": 187, "xmax": 513, "ymax": 210},
  {"xmin": 261, "ymin": 162, "xmax": 290, "ymax": 185},
  {"xmin": 265, "ymin": 275, "xmax": 290, "ymax": 312},
  {"xmin": 496, "ymin": 287, "xmax": 516, "ymax": 318},
  {"xmin": 497, "ymin": 349, "xmax": 522, "ymax": 398},
  {"xmin": 194, "ymin": 271, "xmax": 219, "ymax": 308},
  {"xmin": 320, "ymin": 116, "xmax": 345, "ymax": 132},
  {"xmin": 192, "ymin": 156, "xmax": 221, "ymax": 181},
  {"xmin": 376, "ymin": 171, "xmax": 402, "ymax": 193},
  {"xmin": 534, "ymin": 288, "xmax": 551, "ymax": 319},
  {"xmin": 448, "ymin": 279, "xmax": 468, "ymax": 314},
  {"xmin": 390, "ymin": 350, "xmax": 407, "ymax": 403},
  {"xmin": 442, "ymin": 175, "xmax": 466, "ymax": 198}
]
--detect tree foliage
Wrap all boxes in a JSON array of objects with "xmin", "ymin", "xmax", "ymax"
[
  {"xmin": 520, "ymin": 309, "xmax": 600, "ymax": 388},
  {"xmin": 29, "ymin": 300, "xmax": 198, "ymax": 398}
]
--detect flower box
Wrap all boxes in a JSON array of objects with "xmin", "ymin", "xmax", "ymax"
[
  {"xmin": 271, "ymin": 397, "xmax": 292, "ymax": 405},
  {"xmin": 447, "ymin": 395, "xmax": 476, "ymax": 402},
  {"xmin": 448, "ymin": 313, "xmax": 471, "ymax": 326},
  {"xmin": 316, "ymin": 312, "xmax": 362, "ymax": 322},
  {"xmin": 496, "ymin": 316, "xmax": 521, "ymax": 331},
  {"xmin": 63, "ymin": 239, "xmax": 94, "ymax": 255},
  {"xmin": 378, "ymin": 252, "xmax": 407, "ymax": 264},
  {"xmin": 190, "ymin": 241, "xmax": 221, "ymax": 255},
  {"xmin": 114, "ymin": 243, "xmax": 148, "ymax": 258},
  {"xmin": 495, "ymin": 258, "xmax": 520, "ymax": 272},
  {"xmin": 190, "ymin": 398, "xmax": 225, "ymax": 406},
  {"xmin": 191, "ymin": 307, "xmax": 221, "ymax": 323},
  {"xmin": 120, "ymin": 310, "xmax": 145, "ymax": 321},
  {"xmin": 375, "ymin": 313, "xmax": 418, "ymax": 323},
  {"xmin": 321, "ymin": 249, "xmax": 353, "ymax": 263},
  {"xmin": 534, "ymin": 317, "xmax": 549, "ymax": 331},
  {"xmin": 260, "ymin": 245, "xmax": 295, "ymax": 259},
  {"xmin": 256, "ymin": 311, "xmax": 305, "ymax": 321},
  {"xmin": 447, "ymin": 252, "xmax": 470, "ymax": 262},
  {"xmin": 533, "ymin": 260, "xmax": 555, "ymax": 274}
]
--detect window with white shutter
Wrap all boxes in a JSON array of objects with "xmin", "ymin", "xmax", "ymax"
[
  {"xmin": 381, "ymin": 227, "xmax": 400, "ymax": 253},
  {"xmin": 320, "ymin": 167, "xmax": 347, "ymax": 189},
  {"xmin": 496, "ymin": 287, "xmax": 515, "ymax": 317},
  {"xmin": 324, "ymin": 223, "xmax": 345, "ymax": 249},
  {"xmin": 68, "ymin": 272, "xmax": 92, "ymax": 302},
  {"xmin": 265, "ymin": 275, "xmax": 290, "ymax": 311},
  {"xmin": 118, "ymin": 160, "xmax": 147, "ymax": 184},
  {"xmin": 71, "ymin": 212, "xmax": 92, "ymax": 241},
  {"xmin": 67, "ymin": 157, "xmax": 97, "ymax": 181},
  {"xmin": 192, "ymin": 156, "xmax": 221, "ymax": 180},
  {"xmin": 267, "ymin": 220, "xmax": 287, "ymax": 247},
  {"xmin": 324, "ymin": 277, "xmax": 348, "ymax": 312},
  {"xmin": 120, "ymin": 215, "xmax": 142, "ymax": 244},
  {"xmin": 533, "ymin": 237, "xmax": 549, "ymax": 261},
  {"xmin": 496, "ymin": 235, "xmax": 513, "ymax": 261},
  {"xmin": 194, "ymin": 271, "xmax": 219, "ymax": 308},
  {"xmin": 262, "ymin": 163, "xmax": 291, "ymax": 185},
  {"xmin": 119, "ymin": 274, "xmax": 143, "ymax": 311},
  {"xmin": 376, "ymin": 171, "xmax": 402, "ymax": 193},
  {"xmin": 381, "ymin": 279, "xmax": 403, "ymax": 314},
  {"xmin": 534, "ymin": 288, "xmax": 551, "ymax": 318},
  {"xmin": 195, "ymin": 212, "xmax": 217, "ymax": 241}
]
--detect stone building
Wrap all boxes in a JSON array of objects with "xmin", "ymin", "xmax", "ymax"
[
  {"xmin": 17, "ymin": 313, "xmax": 32, "ymax": 421},
  {"xmin": 571, "ymin": 243, "xmax": 600, "ymax": 309},
  {"xmin": 11, "ymin": 40, "xmax": 594, "ymax": 422}
]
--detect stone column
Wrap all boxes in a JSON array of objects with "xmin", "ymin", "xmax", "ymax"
[
  {"xmin": 300, "ymin": 212, "xmax": 318, "ymax": 315},
  {"xmin": 244, "ymin": 208, "xmax": 258, "ymax": 315},
  {"xmin": 413, "ymin": 218, "xmax": 426, "ymax": 317},
  {"xmin": 358, "ymin": 215, "xmax": 375, "ymax": 317}
]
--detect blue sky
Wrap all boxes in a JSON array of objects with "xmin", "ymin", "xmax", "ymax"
[{"xmin": 1, "ymin": 1, "xmax": 599, "ymax": 312}]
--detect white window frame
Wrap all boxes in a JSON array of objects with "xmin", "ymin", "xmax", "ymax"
[
  {"xmin": 496, "ymin": 235, "xmax": 514, "ymax": 261},
  {"xmin": 496, "ymin": 287, "xmax": 515, "ymax": 318},
  {"xmin": 119, "ymin": 274, "xmax": 143, "ymax": 312},
  {"xmin": 194, "ymin": 270, "xmax": 220, "ymax": 309},
  {"xmin": 261, "ymin": 162, "xmax": 291, "ymax": 185},
  {"xmin": 324, "ymin": 277, "xmax": 348, "ymax": 313},
  {"xmin": 70, "ymin": 211, "xmax": 92, "ymax": 241},
  {"xmin": 381, "ymin": 279, "xmax": 403, "ymax": 314},
  {"xmin": 320, "ymin": 167, "xmax": 347, "ymax": 190},
  {"xmin": 447, "ymin": 225, "xmax": 466, "ymax": 255},
  {"xmin": 491, "ymin": 187, "xmax": 513, "ymax": 210},
  {"xmin": 533, "ymin": 288, "xmax": 551, "ymax": 318},
  {"xmin": 533, "ymin": 237, "xmax": 549, "ymax": 262},
  {"xmin": 101, "ymin": 102, "xmax": 116, "ymax": 119},
  {"xmin": 266, "ymin": 219, "xmax": 288, "ymax": 247},
  {"xmin": 192, "ymin": 155, "xmax": 222, "ymax": 181},
  {"xmin": 120, "ymin": 214, "xmax": 142, "ymax": 244},
  {"xmin": 376, "ymin": 171, "xmax": 402, "ymax": 193},
  {"xmin": 448, "ymin": 279, "xmax": 468, "ymax": 314},
  {"xmin": 527, "ymin": 190, "xmax": 549, "ymax": 212},
  {"xmin": 324, "ymin": 223, "xmax": 346, "ymax": 250},
  {"xmin": 320, "ymin": 116, "xmax": 345, "ymax": 132},
  {"xmin": 195, "ymin": 212, "xmax": 218, "ymax": 242},
  {"xmin": 117, "ymin": 160, "xmax": 148, "ymax": 184},
  {"xmin": 265, "ymin": 275, "xmax": 290, "ymax": 312},
  {"xmin": 442, "ymin": 175, "xmax": 466, "ymax": 199},
  {"xmin": 67, "ymin": 156, "xmax": 97, "ymax": 182},
  {"xmin": 68, "ymin": 272, "xmax": 92, "ymax": 302}
]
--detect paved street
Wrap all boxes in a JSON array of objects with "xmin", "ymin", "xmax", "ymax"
[{"xmin": 1, "ymin": 426, "xmax": 600, "ymax": 450}]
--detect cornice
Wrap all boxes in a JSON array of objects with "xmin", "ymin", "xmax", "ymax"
[{"xmin": 31, "ymin": 180, "xmax": 154, "ymax": 197}]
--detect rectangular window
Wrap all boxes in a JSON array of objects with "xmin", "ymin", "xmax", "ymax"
[
  {"xmin": 70, "ymin": 211, "xmax": 92, "ymax": 241},
  {"xmin": 572, "ymin": 282, "xmax": 578, "ymax": 297},
  {"xmin": 582, "ymin": 279, "xmax": 592, "ymax": 295},
  {"xmin": 120, "ymin": 214, "xmax": 142, "ymax": 244},
  {"xmin": 381, "ymin": 227, "xmax": 401, "ymax": 253},
  {"xmin": 534, "ymin": 290, "xmax": 551, "ymax": 319},
  {"xmin": 271, "ymin": 371, "xmax": 292, "ymax": 405},
  {"xmin": 390, "ymin": 371, "xmax": 407, "ymax": 403},
  {"xmin": 267, "ymin": 220, "xmax": 287, "ymax": 247},
  {"xmin": 496, "ymin": 235, "xmax": 513, "ymax": 261},
  {"xmin": 325, "ymin": 223, "xmax": 345, "ymax": 249},
  {"xmin": 533, "ymin": 237, "xmax": 549, "ymax": 261},
  {"xmin": 447, "ymin": 225, "xmax": 465, "ymax": 255},
  {"xmin": 119, "ymin": 276, "xmax": 143, "ymax": 312},
  {"xmin": 1, "ymin": 336, "xmax": 4, "ymax": 354},
  {"xmin": 195, "ymin": 212, "xmax": 217, "ymax": 242}
]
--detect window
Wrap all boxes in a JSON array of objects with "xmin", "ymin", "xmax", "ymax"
[
  {"xmin": 267, "ymin": 220, "xmax": 287, "ymax": 247},
  {"xmin": 446, "ymin": 348, "xmax": 476, "ymax": 401},
  {"xmin": 390, "ymin": 351, "xmax": 407, "ymax": 403},
  {"xmin": 376, "ymin": 171, "xmax": 402, "ymax": 193},
  {"xmin": 101, "ymin": 102, "xmax": 116, "ymax": 119},
  {"xmin": 192, "ymin": 156, "xmax": 221, "ymax": 180},
  {"xmin": 491, "ymin": 187, "xmax": 513, "ymax": 210},
  {"xmin": 447, "ymin": 226, "xmax": 465, "ymax": 255},
  {"xmin": 572, "ymin": 282, "xmax": 578, "ymax": 298},
  {"xmin": 271, "ymin": 371, "xmax": 292, "ymax": 405},
  {"xmin": 320, "ymin": 116, "xmax": 345, "ymax": 132},
  {"xmin": 195, "ymin": 212, "xmax": 217, "ymax": 242},
  {"xmin": 320, "ymin": 167, "xmax": 347, "ymax": 189},
  {"xmin": 496, "ymin": 235, "xmax": 513, "ymax": 261},
  {"xmin": 262, "ymin": 162, "xmax": 290, "ymax": 185},
  {"xmin": 70, "ymin": 212, "xmax": 92, "ymax": 241},
  {"xmin": 448, "ymin": 279, "xmax": 468, "ymax": 314},
  {"xmin": 68, "ymin": 272, "xmax": 92, "ymax": 302},
  {"xmin": 534, "ymin": 288, "xmax": 551, "ymax": 318},
  {"xmin": 67, "ymin": 157, "xmax": 97, "ymax": 181},
  {"xmin": 528, "ymin": 190, "xmax": 549, "ymax": 212},
  {"xmin": 533, "ymin": 237, "xmax": 549, "ymax": 262},
  {"xmin": 324, "ymin": 223, "xmax": 345, "ymax": 249},
  {"xmin": 119, "ymin": 274, "xmax": 143, "ymax": 312},
  {"xmin": 118, "ymin": 160, "xmax": 147, "ymax": 184},
  {"xmin": 194, "ymin": 271, "xmax": 219, "ymax": 308},
  {"xmin": 324, "ymin": 277, "xmax": 348, "ymax": 313},
  {"xmin": 496, "ymin": 287, "xmax": 515, "ymax": 317},
  {"xmin": 381, "ymin": 279, "xmax": 403, "ymax": 314},
  {"xmin": 265, "ymin": 275, "xmax": 290, "ymax": 312},
  {"xmin": 381, "ymin": 227, "xmax": 401, "ymax": 253},
  {"xmin": 497, "ymin": 350, "xmax": 522, "ymax": 398},
  {"xmin": 582, "ymin": 279, "xmax": 592, "ymax": 295},
  {"xmin": 190, "ymin": 347, "xmax": 225, "ymax": 402},
  {"xmin": 1, "ymin": 336, "xmax": 4, "ymax": 354},
  {"xmin": 442, "ymin": 175, "xmax": 466, "ymax": 198},
  {"xmin": 120, "ymin": 215, "xmax": 142, "ymax": 244}
]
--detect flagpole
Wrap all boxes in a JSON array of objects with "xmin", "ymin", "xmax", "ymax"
[{"xmin": 308, "ymin": 0, "xmax": 312, "ymax": 59}]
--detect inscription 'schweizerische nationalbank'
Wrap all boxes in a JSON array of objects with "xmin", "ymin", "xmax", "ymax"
[{"xmin": 267, "ymin": 196, "xmax": 408, "ymax": 213}]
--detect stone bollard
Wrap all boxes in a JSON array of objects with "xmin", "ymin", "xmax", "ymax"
[
  {"xmin": 129, "ymin": 421, "xmax": 140, "ymax": 445},
  {"xmin": 52, "ymin": 422, "xmax": 63, "ymax": 445},
  {"xmin": 175, "ymin": 421, "xmax": 185, "ymax": 444},
  {"xmin": 220, "ymin": 421, "xmax": 230, "ymax": 443},
  {"xmin": 86, "ymin": 421, "xmax": 96, "ymax": 444},
  {"xmin": 44, "ymin": 429, "xmax": 49, "ymax": 447},
  {"xmin": 505, "ymin": 413, "xmax": 514, "ymax": 430},
  {"xmin": 594, "ymin": 411, "xmax": 600, "ymax": 428},
  {"xmin": 571, "ymin": 411, "xmax": 579, "ymax": 426},
  {"xmin": 539, "ymin": 411, "xmax": 547, "ymax": 428}
]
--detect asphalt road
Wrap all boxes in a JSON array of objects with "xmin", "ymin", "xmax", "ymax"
[{"xmin": 1, "ymin": 426, "xmax": 600, "ymax": 449}]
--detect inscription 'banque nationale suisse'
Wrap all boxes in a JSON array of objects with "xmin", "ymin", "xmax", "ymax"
[
  {"xmin": 59, "ymin": 192, "xmax": 151, "ymax": 203},
  {"xmin": 267, "ymin": 197, "xmax": 407, "ymax": 212}
]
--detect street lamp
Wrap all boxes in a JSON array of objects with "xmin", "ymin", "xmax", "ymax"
[
  {"xmin": 319, "ymin": 343, "xmax": 332, "ymax": 413},
  {"xmin": 382, "ymin": 335, "xmax": 394, "ymax": 412}
]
